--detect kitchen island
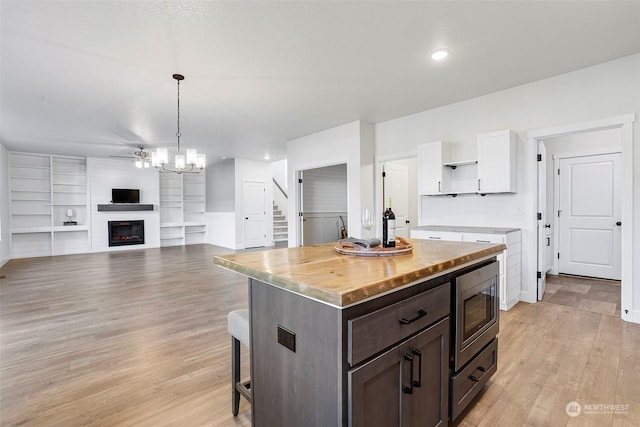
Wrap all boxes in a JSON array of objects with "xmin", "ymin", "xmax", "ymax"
[{"xmin": 215, "ymin": 238, "xmax": 505, "ymax": 426}]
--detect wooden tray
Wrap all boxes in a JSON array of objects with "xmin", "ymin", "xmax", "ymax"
[{"xmin": 334, "ymin": 237, "xmax": 413, "ymax": 257}]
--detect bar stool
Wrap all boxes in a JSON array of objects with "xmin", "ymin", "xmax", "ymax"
[{"xmin": 227, "ymin": 309, "xmax": 251, "ymax": 416}]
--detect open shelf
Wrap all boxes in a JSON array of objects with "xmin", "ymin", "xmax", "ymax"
[
  {"xmin": 443, "ymin": 159, "xmax": 478, "ymax": 168},
  {"xmin": 10, "ymin": 152, "xmax": 90, "ymax": 258}
]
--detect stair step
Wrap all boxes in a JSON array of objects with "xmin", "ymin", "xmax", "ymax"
[
  {"xmin": 273, "ymin": 210, "xmax": 282, "ymax": 216},
  {"xmin": 274, "ymin": 216, "xmax": 286, "ymax": 222}
]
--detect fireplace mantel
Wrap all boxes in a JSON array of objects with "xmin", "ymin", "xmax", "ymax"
[{"xmin": 97, "ymin": 204, "xmax": 154, "ymax": 212}]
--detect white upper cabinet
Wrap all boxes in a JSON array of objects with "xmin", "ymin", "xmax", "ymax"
[
  {"xmin": 418, "ymin": 130, "xmax": 518, "ymax": 196},
  {"xmin": 418, "ymin": 141, "xmax": 451, "ymax": 195},
  {"xmin": 477, "ymin": 130, "xmax": 517, "ymax": 194}
]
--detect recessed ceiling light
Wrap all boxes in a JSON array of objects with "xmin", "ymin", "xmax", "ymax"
[
  {"xmin": 431, "ymin": 49, "xmax": 450, "ymax": 61},
  {"xmin": 264, "ymin": 154, "xmax": 271, "ymax": 160}
]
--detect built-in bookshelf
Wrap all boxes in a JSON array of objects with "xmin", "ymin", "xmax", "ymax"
[
  {"xmin": 10, "ymin": 153, "xmax": 89, "ymax": 258},
  {"xmin": 159, "ymin": 172, "xmax": 206, "ymax": 246}
]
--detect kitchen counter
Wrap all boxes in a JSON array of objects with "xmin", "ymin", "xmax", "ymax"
[
  {"xmin": 214, "ymin": 238, "xmax": 505, "ymax": 307},
  {"xmin": 412, "ymin": 225, "xmax": 520, "ymax": 234}
]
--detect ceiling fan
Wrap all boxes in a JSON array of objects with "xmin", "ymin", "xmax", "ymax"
[{"xmin": 109, "ymin": 145, "xmax": 152, "ymax": 168}]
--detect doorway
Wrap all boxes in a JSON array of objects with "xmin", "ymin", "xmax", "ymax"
[
  {"xmin": 377, "ymin": 157, "xmax": 418, "ymax": 239},
  {"xmin": 297, "ymin": 164, "xmax": 348, "ymax": 246},
  {"xmin": 531, "ymin": 115, "xmax": 634, "ymax": 321}
]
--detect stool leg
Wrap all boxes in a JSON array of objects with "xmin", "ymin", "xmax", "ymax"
[{"xmin": 232, "ymin": 336, "xmax": 241, "ymax": 416}]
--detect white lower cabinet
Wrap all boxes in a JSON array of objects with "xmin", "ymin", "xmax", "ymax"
[{"xmin": 411, "ymin": 228, "xmax": 522, "ymax": 311}]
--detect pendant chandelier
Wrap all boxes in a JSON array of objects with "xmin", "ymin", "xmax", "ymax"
[{"xmin": 151, "ymin": 74, "xmax": 205, "ymax": 174}]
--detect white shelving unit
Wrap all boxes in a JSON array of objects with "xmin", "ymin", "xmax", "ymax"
[
  {"xmin": 9, "ymin": 153, "xmax": 89, "ymax": 258},
  {"xmin": 158, "ymin": 172, "xmax": 206, "ymax": 246}
]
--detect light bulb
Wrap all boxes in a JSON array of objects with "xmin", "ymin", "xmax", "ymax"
[
  {"xmin": 175, "ymin": 154, "xmax": 186, "ymax": 170},
  {"xmin": 196, "ymin": 154, "xmax": 206, "ymax": 168},
  {"xmin": 186, "ymin": 148, "xmax": 197, "ymax": 165}
]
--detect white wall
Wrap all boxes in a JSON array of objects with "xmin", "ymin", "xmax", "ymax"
[
  {"xmin": 87, "ymin": 157, "xmax": 160, "ymax": 252},
  {"xmin": 206, "ymin": 159, "xmax": 235, "ymax": 212},
  {"xmin": 375, "ymin": 53, "xmax": 639, "ymax": 315},
  {"xmin": 234, "ymin": 158, "xmax": 273, "ymax": 249},
  {"xmin": 205, "ymin": 211, "xmax": 236, "ymax": 249},
  {"xmin": 0, "ymin": 144, "xmax": 10, "ymax": 266},
  {"xmin": 287, "ymin": 120, "xmax": 375, "ymax": 246}
]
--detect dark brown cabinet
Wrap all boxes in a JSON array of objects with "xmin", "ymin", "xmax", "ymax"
[{"xmin": 349, "ymin": 317, "xmax": 449, "ymax": 427}]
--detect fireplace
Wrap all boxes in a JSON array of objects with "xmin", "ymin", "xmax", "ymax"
[{"xmin": 108, "ymin": 220, "xmax": 145, "ymax": 247}]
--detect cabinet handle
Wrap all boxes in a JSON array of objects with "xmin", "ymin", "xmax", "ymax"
[
  {"xmin": 399, "ymin": 309, "xmax": 427, "ymax": 325},
  {"xmin": 478, "ymin": 179, "xmax": 481, "ymax": 191},
  {"xmin": 412, "ymin": 348, "xmax": 422, "ymax": 388},
  {"xmin": 403, "ymin": 353, "xmax": 414, "ymax": 395},
  {"xmin": 469, "ymin": 365, "xmax": 487, "ymax": 382},
  {"xmin": 546, "ymin": 237, "xmax": 550, "ymax": 247},
  {"xmin": 428, "ymin": 236, "xmax": 441, "ymax": 240},
  {"xmin": 438, "ymin": 181, "xmax": 441, "ymax": 193},
  {"xmin": 475, "ymin": 239, "xmax": 490, "ymax": 243}
]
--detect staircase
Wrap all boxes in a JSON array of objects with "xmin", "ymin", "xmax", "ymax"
[{"xmin": 273, "ymin": 203, "xmax": 288, "ymax": 243}]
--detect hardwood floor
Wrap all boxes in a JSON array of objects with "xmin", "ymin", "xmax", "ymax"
[{"xmin": 1, "ymin": 245, "xmax": 639, "ymax": 426}]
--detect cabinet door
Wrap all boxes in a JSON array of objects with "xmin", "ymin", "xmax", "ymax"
[
  {"xmin": 418, "ymin": 142, "xmax": 451, "ymax": 195},
  {"xmin": 349, "ymin": 318, "xmax": 449, "ymax": 427},
  {"xmin": 477, "ymin": 130, "xmax": 517, "ymax": 193}
]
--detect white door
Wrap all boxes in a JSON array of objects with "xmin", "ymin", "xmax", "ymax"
[
  {"xmin": 243, "ymin": 180, "xmax": 266, "ymax": 249},
  {"xmin": 558, "ymin": 153, "xmax": 621, "ymax": 280},
  {"xmin": 537, "ymin": 141, "xmax": 551, "ymax": 300},
  {"xmin": 383, "ymin": 163, "xmax": 409, "ymax": 238}
]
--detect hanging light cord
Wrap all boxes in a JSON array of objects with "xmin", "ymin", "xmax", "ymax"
[{"xmin": 176, "ymin": 78, "xmax": 181, "ymax": 154}]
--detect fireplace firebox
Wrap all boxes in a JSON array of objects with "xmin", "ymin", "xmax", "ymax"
[{"xmin": 108, "ymin": 220, "xmax": 145, "ymax": 247}]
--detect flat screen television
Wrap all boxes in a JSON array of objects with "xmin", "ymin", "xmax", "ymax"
[{"xmin": 112, "ymin": 188, "xmax": 140, "ymax": 204}]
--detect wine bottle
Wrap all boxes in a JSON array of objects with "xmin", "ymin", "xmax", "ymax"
[{"xmin": 382, "ymin": 197, "xmax": 396, "ymax": 248}]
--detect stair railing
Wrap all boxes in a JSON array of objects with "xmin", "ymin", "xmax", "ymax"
[{"xmin": 273, "ymin": 178, "xmax": 288, "ymax": 199}]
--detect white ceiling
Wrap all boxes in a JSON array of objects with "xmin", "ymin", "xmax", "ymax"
[{"xmin": 2, "ymin": 1, "xmax": 639, "ymax": 164}]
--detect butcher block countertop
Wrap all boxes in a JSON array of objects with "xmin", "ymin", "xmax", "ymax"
[{"xmin": 214, "ymin": 238, "xmax": 505, "ymax": 307}]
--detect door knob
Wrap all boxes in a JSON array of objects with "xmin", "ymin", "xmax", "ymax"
[
  {"xmin": 616, "ymin": 221, "xmax": 622, "ymax": 226},
  {"xmin": 245, "ymin": 217, "xmax": 248, "ymax": 220},
  {"xmin": 544, "ymin": 224, "xmax": 551, "ymax": 229}
]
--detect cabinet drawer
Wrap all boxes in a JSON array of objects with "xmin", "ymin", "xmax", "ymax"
[
  {"xmin": 411, "ymin": 230, "xmax": 462, "ymax": 241},
  {"xmin": 462, "ymin": 233, "xmax": 505, "ymax": 244},
  {"xmin": 450, "ymin": 338, "xmax": 498, "ymax": 421},
  {"xmin": 348, "ymin": 283, "xmax": 450, "ymax": 366}
]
